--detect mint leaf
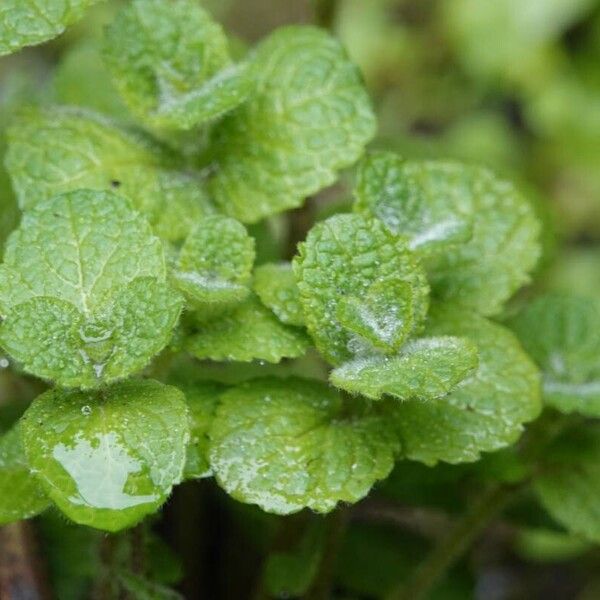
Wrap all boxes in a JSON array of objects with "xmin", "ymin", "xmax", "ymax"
[
  {"xmin": 330, "ymin": 336, "xmax": 478, "ymax": 401},
  {"xmin": 0, "ymin": 190, "xmax": 182, "ymax": 388},
  {"xmin": 5, "ymin": 106, "xmax": 214, "ymax": 241},
  {"xmin": 185, "ymin": 295, "xmax": 309, "ymax": 363},
  {"xmin": 387, "ymin": 307, "xmax": 541, "ymax": 465},
  {"xmin": 509, "ymin": 294, "xmax": 600, "ymax": 417},
  {"xmin": 21, "ymin": 380, "xmax": 189, "ymax": 532},
  {"xmin": 354, "ymin": 158, "xmax": 541, "ymax": 316},
  {"xmin": 103, "ymin": 0, "xmax": 250, "ymax": 130},
  {"xmin": 180, "ymin": 381, "xmax": 226, "ymax": 480},
  {"xmin": 534, "ymin": 424, "xmax": 600, "ymax": 544},
  {"xmin": 0, "ymin": 425, "xmax": 49, "ymax": 525},
  {"xmin": 209, "ymin": 377, "xmax": 399, "ymax": 514},
  {"xmin": 354, "ymin": 152, "xmax": 473, "ymax": 253},
  {"xmin": 208, "ymin": 26, "xmax": 376, "ymax": 223},
  {"xmin": 294, "ymin": 215, "xmax": 429, "ymax": 365},
  {"xmin": 0, "ymin": 0, "xmax": 101, "ymax": 56},
  {"xmin": 253, "ymin": 262, "xmax": 305, "ymax": 327},
  {"xmin": 173, "ymin": 216, "xmax": 255, "ymax": 309}
]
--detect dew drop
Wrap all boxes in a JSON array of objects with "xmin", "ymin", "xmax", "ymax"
[{"xmin": 81, "ymin": 405, "xmax": 92, "ymax": 416}]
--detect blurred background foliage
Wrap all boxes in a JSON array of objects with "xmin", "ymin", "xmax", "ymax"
[{"xmin": 1, "ymin": 1, "xmax": 600, "ymax": 598}]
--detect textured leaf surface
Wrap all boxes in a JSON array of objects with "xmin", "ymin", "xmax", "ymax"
[
  {"xmin": 181, "ymin": 381, "xmax": 225, "ymax": 480},
  {"xmin": 355, "ymin": 159, "xmax": 540, "ymax": 316},
  {"xmin": 21, "ymin": 380, "xmax": 189, "ymax": 531},
  {"xmin": 0, "ymin": 425, "xmax": 49, "ymax": 525},
  {"xmin": 5, "ymin": 106, "xmax": 214, "ymax": 241},
  {"xmin": 534, "ymin": 425, "xmax": 600, "ymax": 543},
  {"xmin": 294, "ymin": 215, "xmax": 429, "ymax": 365},
  {"xmin": 185, "ymin": 295, "xmax": 309, "ymax": 363},
  {"xmin": 173, "ymin": 216, "xmax": 254, "ymax": 308},
  {"xmin": 509, "ymin": 294, "xmax": 600, "ymax": 417},
  {"xmin": 355, "ymin": 152, "xmax": 473, "ymax": 253},
  {"xmin": 209, "ymin": 377, "xmax": 399, "ymax": 514},
  {"xmin": 330, "ymin": 336, "xmax": 478, "ymax": 400},
  {"xmin": 0, "ymin": 190, "xmax": 182, "ymax": 388},
  {"xmin": 387, "ymin": 307, "xmax": 541, "ymax": 465},
  {"xmin": 0, "ymin": 0, "xmax": 100, "ymax": 56},
  {"xmin": 253, "ymin": 262, "xmax": 305, "ymax": 327},
  {"xmin": 208, "ymin": 26, "xmax": 376, "ymax": 223},
  {"xmin": 104, "ymin": 0, "xmax": 249, "ymax": 130}
]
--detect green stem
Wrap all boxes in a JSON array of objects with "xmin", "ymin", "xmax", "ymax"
[
  {"xmin": 385, "ymin": 484, "xmax": 518, "ymax": 600},
  {"xmin": 304, "ymin": 507, "xmax": 350, "ymax": 600},
  {"xmin": 313, "ymin": 0, "xmax": 338, "ymax": 30}
]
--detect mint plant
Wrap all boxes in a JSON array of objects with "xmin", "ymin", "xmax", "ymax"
[{"xmin": 0, "ymin": 1, "xmax": 598, "ymax": 598}]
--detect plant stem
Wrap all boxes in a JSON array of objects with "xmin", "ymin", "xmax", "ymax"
[
  {"xmin": 313, "ymin": 0, "xmax": 338, "ymax": 30},
  {"xmin": 384, "ymin": 484, "xmax": 518, "ymax": 600},
  {"xmin": 304, "ymin": 507, "xmax": 350, "ymax": 600}
]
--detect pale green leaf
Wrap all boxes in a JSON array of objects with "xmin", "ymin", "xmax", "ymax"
[
  {"xmin": 209, "ymin": 377, "xmax": 399, "ymax": 514},
  {"xmin": 173, "ymin": 216, "xmax": 255, "ymax": 308},
  {"xmin": 0, "ymin": 425, "xmax": 49, "ymax": 525},
  {"xmin": 386, "ymin": 306, "xmax": 541, "ymax": 465},
  {"xmin": 330, "ymin": 336, "xmax": 478, "ymax": 401},
  {"xmin": 208, "ymin": 26, "xmax": 376, "ymax": 223},
  {"xmin": 253, "ymin": 262, "xmax": 305, "ymax": 327},
  {"xmin": 294, "ymin": 214, "xmax": 429, "ymax": 365},
  {"xmin": 534, "ymin": 424, "xmax": 600, "ymax": 544},
  {"xmin": 0, "ymin": 190, "xmax": 182, "ymax": 388},
  {"xmin": 21, "ymin": 380, "xmax": 189, "ymax": 532},
  {"xmin": 185, "ymin": 295, "xmax": 309, "ymax": 363},
  {"xmin": 509, "ymin": 294, "xmax": 600, "ymax": 417},
  {"xmin": 104, "ymin": 0, "xmax": 250, "ymax": 130},
  {"xmin": 0, "ymin": 0, "xmax": 101, "ymax": 56},
  {"xmin": 354, "ymin": 158, "xmax": 541, "ymax": 316},
  {"xmin": 5, "ymin": 106, "xmax": 214, "ymax": 241}
]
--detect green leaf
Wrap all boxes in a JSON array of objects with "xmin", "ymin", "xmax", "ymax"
[
  {"xmin": 0, "ymin": 425, "xmax": 49, "ymax": 525},
  {"xmin": 5, "ymin": 106, "xmax": 214, "ymax": 241},
  {"xmin": 515, "ymin": 528, "xmax": 591, "ymax": 563},
  {"xmin": 509, "ymin": 294, "xmax": 600, "ymax": 417},
  {"xmin": 354, "ymin": 158, "xmax": 541, "ymax": 316},
  {"xmin": 180, "ymin": 381, "xmax": 226, "ymax": 480},
  {"xmin": 0, "ymin": 0, "xmax": 101, "ymax": 56},
  {"xmin": 173, "ymin": 216, "xmax": 255, "ymax": 308},
  {"xmin": 293, "ymin": 214, "xmax": 429, "ymax": 365},
  {"xmin": 0, "ymin": 190, "xmax": 182, "ymax": 388},
  {"xmin": 118, "ymin": 571, "xmax": 183, "ymax": 600},
  {"xmin": 21, "ymin": 380, "xmax": 189, "ymax": 532},
  {"xmin": 253, "ymin": 262, "xmax": 305, "ymax": 327},
  {"xmin": 185, "ymin": 294, "xmax": 309, "ymax": 363},
  {"xmin": 103, "ymin": 0, "xmax": 250, "ymax": 130},
  {"xmin": 386, "ymin": 306, "xmax": 541, "ymax": 465},
  {"xmin": 354, "ymin": 152, "xmax": 473, "ymax": 254},
  {"xmin": 208, "ymin": 26, "xmax": 376, "ymax": 223},
  {"xmin": 209, "ymin": 377, "xmax": 399, "ymax": 514},
  {"xmin": 534, "ymin": 424, "xmax": 600, "ymax": 544},
  {"xmin": 330, "ymin": 336, "xmax": 478, "ymax": 401}
]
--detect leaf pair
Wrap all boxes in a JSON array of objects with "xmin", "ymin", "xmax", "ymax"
[{"xmin": 0, "ymin": 190, "xmax": 182, "ymax": 388}]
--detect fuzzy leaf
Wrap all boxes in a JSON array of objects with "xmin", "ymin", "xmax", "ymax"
[
  {"xmin": 355, "ymin": 158, "xmax": 540, "ymax": 316},
  {"xmin": 208, "ymin": 26, "xmax": 376, "ymax": 223},
  {"xmin": 387, "ymin": 307, "xmax": 541, "ymax": 465},
  {"xmin": 253, "ymin": 262, "xmax": 305, "ymax": 327},
  {"xmin": 104, "ymin": 0, "xmax": 250, "ymax": 130},
  {"xmin": 209, "ymin": 377, "xmax": 399, "ymax": 514},
  {"xmin": 5, "ymin": 106, "xmax": 214, "ymax": 241},
  {"xmin": 294, "ymin": 215, "xmax": 429, "ymax": 365},
  {"xmin": 185, "ymin": 295, "xmax": 309, "ymax": 363},
  {"xmin": 0, "ymin": 0, "xmax": 101, "ymax": 56},
  {"xmin": 534, "ymin": 424, "xmax": 600, "ymax": 544},
  {"xmin": 509, "ymin": 294, "xmax": 600, "ymax": 417},
  {"xmin": 330, "ymin": 336, "xmax": 478, "ymax": 401},
  {"xmin": 173, "ymin": 216, "xmax": 255, "ymax": 308},
  {"xmin": 0, "ymin": 190, "xmax": 182, "ymax": 388},
  {"xmin": 0, "ymin": 425, "xmax": 49, "ymax": 525},
  {"xmin": 21, "ymin": 380, "xmax": 189, "ymax": 532}
]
